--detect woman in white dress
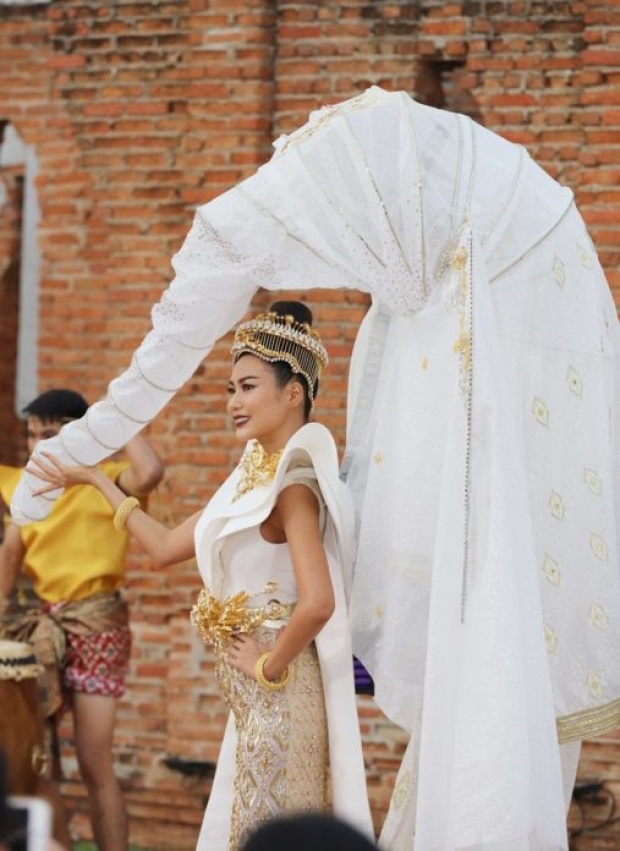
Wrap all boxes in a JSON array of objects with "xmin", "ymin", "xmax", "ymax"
[{"xmin": 27, "ymin": 301, "xmax": 372, "ymax": 851}]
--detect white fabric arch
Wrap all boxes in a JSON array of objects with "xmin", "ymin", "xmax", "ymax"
[{"xmin": 12, "ymin": 87, "xmax": 620, "ymax": 851}]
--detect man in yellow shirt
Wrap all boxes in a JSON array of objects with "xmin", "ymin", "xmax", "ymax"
[{"xmin": 0, "ymin": 389, "xmax": 163, "ymax": 851}]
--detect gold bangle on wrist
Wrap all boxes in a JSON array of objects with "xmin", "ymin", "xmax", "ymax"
[
  {"xmin": 113, "ymin": 496, "xmax": 140, "ymax": 531},
  {"xmin": 254, "ymin": 652, "xmax": 290, "ymax": 692}
]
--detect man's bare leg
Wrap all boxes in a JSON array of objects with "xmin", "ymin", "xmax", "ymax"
[{"xmin": 72, "ymin": 692, "xmax": 128, "ymax": 851}]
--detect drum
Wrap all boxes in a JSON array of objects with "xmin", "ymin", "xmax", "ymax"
[{"xmin": 0, "ymin": 640, "xmax": 47, "ymax": 794}]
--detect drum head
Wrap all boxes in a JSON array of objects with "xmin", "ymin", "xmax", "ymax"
[{"xmin": 0, "ymin": 640, "xmax": 36, "ymax": 660}]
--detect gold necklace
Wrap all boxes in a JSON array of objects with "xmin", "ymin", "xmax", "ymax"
[{"xmin": 233, "ymin": 440, "xmax": 283, "ymax": 502}]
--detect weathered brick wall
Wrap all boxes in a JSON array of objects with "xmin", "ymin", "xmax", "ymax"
[{"xmin": 0, "ymin": 1, "xmax": 618, "ymax": 848}]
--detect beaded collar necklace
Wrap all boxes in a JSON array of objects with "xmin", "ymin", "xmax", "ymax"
[{"xmin": 233, "ymin": 440, "xmax": 283, "ymax": 503}]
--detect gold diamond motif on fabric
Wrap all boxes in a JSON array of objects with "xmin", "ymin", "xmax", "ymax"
[
  {"xmin": 543, "ymin": 554, "xmax": 561, "ymax": 586},
  {"xmin": 577, "ymin": 243, "xmax": 593, "ymax": 270},
  {"xmin": 590, "ymin": 533, "xmax": 609, "ymax": 562},
  {"xmin": 553, "ymin": 256, "xmax": 566, "ymax": 287},
  {"xmin": 583, "ymin": 468, "xmax": 602, "ymax": 495},
  {"xmin": 587, "ymin": 673, "xmax": 603, "ymax": 700},
  {"xmin": 549, "ymin": 492, "xmax": 565, "ymax": 521},
  {"xmin": 532, "ymin": 397, "xmax": 549, "ymax": 427},
  {"xmin": 567, "ymin": 366, "xmax": 583, "ymax": 397},
  {"xmin": 544, "ymin": 624, "xmax": 558, "ymax": 654},
  {"xmin": 393, "ymin": 770, "xmax": 411, "ymax": 808},
  {"xmin": 589, "ymin": 604, "xmax": 608, "ymax": 630}
]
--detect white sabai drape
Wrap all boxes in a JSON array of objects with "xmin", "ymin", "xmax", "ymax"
[{"xmin": 13, "ymin": 87, "xmax": 620, "ymax": 851}]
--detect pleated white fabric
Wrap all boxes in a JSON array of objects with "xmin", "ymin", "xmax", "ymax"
[{"xmin": 12, "ymin": 87, "xmax": 620, "ymax": 851}]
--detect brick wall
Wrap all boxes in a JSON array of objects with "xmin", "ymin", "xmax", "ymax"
[{"xmin": 0, "ymin": 1, "xmax": 618, "ymax": 848}]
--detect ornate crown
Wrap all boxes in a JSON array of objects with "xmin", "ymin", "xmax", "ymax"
[{"xmin": 231, "ymin": 311, "xmax": 328, "ymax": 402}]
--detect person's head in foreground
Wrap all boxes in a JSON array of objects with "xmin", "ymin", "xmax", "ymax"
[
  {"xmin": 240, "ymin": 812, "xmax": 378, "ymax": 851},
  {"xmin": 23, "ymin": 389, "xmax": 88, "ymax": 454}
]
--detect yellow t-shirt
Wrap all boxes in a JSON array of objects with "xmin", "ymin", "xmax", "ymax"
[
  {"xmin": 0, "ymin": 465, "xmax": 22, "ymax": 514},
  {"xmin": 0, "ymin": 461, "xmax": 135, "ymax": 603}
]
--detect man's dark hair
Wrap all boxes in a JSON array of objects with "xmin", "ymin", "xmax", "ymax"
[{"xmin": 22, "ymin": 389, "xmax": 88, "ymax": 422}]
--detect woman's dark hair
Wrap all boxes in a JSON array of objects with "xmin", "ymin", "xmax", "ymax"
[
  {"xmin": 268, "ymin": 300, "xmax": 318, "ymax": 419},
  {"xmin": 22, "ymin": 388, "xmax": 88, "ymax": 423},
  {"xmin": 241, "ymin": 813, "xmax": 378, "ymax": 851}
]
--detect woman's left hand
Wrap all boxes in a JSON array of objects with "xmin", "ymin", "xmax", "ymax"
[
  {"xmin": 228, "ymin": 634, "xmax": 270, "ymax": 680},
  {"xmin": 26, "ymin": 452, "xmax": 95, "ymax": 495}
]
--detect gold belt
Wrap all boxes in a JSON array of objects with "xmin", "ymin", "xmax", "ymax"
[{"xmin": 190, "ymin": 584, "xmax": 293, "ymax": 649}]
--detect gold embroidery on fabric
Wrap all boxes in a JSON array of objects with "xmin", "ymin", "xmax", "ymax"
[
  {"xmin": 549, "ymin": 491, "xmax": 565, "ymax": 521},
  {"xmin": 233, "ymin": 441, "xmax": 283, "ymax": 502},
  {"xmin": 190, "ymin": 582, "xmax": 279, "ymax": 648},
  {"xmin": 449, "ymin": 244, "xmax": 472, "ymax": 406},
  {"xmin": 393, "ymin": 770, "xmax": 411, "ymax": 809},
  {"xmin": 284, "ymin": 643, "xmax": 328, "ymax": 813},
  {"xmin": 590, "ymin": 533, "xmax": 609, "ymax": 562},
  {"xmin": 557, "ymin": 697, "xmax": 620, "ymax": 744},
  {"xmin": 542, "ymin": 555, "xmax": 561, "ymax": 586},
  {"xmin": 583, "ymin": 468, "xmax": 602, "ymax": 495},
  {"xmin": 440, "ymin": 227, "xmax": 473, "ymax": 412},
  {"xmin": 589, "ymin": 604, "xmax": 608, "ymax": 630},
  {"xmin": 422, "ymin": 357, "xmax": 429, "ymax": 370},
  {"xmin": 587, "ymin": 673, "xmax": 603, "ymax": 700},
  {"xmin": 215, "ymin": 629, "xmax": 328, "ymax": 851},
  {"xmin": 453, "ymin": 331, "xmax": 471, "ymax": 370},
  {"xmin": 532, "ymin": 397, "xmax": 549, "ymax": 426},
  {"xmin": 274, "ymin": 88, "xmax": 381, "ymax": 156},
  {"xmin": 373, "ymin": 451, "xmax": 385, "ymax": 464},
  {"xmin": 567, "ymin": 366, "xmax": 583, "ymax": 397},
  {"xmin": 553, "ymin": 256, "xmax": 566, "ymax": 287},
  {"xmin": 577, "ymin": 243, "xmax": 593, "ymax": 270},
  {"xmin": 544, "ymin": 624, "xmax": 558, "ymax": 654}
]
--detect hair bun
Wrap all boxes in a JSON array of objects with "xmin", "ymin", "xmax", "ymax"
[{"xmin": 268, "ymin": 300, "xmax": 313, "ymax": 327}]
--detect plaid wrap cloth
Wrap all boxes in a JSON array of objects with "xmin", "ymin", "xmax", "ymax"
[{"xmin": 0, "ymin": 592, "xmax": 128, "ymax": 717}]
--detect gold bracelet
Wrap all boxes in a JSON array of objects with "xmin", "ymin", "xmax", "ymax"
[
  {"xmin": 254, "ymin": 652, "xmax": 290, "ymax": 692},
  {"xmin": 113, "ymin": 496, "xmax": 140, "ymax": 531}
]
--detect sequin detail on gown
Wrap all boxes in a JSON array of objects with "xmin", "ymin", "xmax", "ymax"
[{"xmin": 215, "ymin": 626, "xmax": 328, "ymax": 851}]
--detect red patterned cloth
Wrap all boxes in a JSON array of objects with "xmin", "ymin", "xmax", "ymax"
[
  {"xmin": 2, "ymin": 592, "xmax": 131, "ymax": 713},
  {"xmin": 62, "ymin": 625, "xmax": 131, "ymax": 698}
]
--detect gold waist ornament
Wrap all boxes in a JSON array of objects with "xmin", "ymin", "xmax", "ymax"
[{"xmin": 190, "ymin": 582, "xmax": 292, "ymax": 648}]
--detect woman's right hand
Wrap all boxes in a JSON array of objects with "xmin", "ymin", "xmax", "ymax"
[{"xmin": 26, "ymin": 452, "xmax": 96, "ymax": 495}]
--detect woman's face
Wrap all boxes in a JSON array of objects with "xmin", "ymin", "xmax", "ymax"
[{"xmin": 227, "ymin": 355, "xmax": 302, "ymax": 451}]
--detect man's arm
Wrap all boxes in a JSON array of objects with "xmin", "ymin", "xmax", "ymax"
[
  {"xmin": 0, "ymin": 523, "xmax": 25, "ymax": 598},
  {"xmin": 116, "ymin": 434, "xmax": 164, "ymax": 498}
]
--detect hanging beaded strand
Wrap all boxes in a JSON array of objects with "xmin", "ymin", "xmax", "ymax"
[{"xmin": 460, "ymin": 225, "xmax": 474, "ymax": 624}]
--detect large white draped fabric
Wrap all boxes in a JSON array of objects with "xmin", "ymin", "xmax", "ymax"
[{"xmin": 12, "ymin": 87, "xmax": 620, "ymax": 851}]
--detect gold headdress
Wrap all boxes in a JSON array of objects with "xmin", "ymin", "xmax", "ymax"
[{"xmin": 231, "ymin": 311, "xmax": 328, "ymax": 402}]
